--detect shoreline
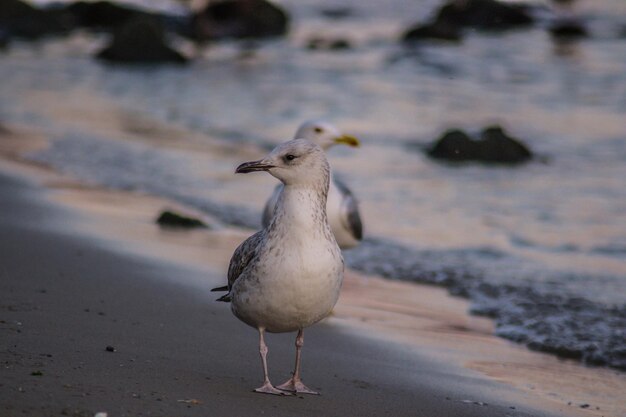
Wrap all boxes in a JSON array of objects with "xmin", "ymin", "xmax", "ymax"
[
  {"xmin": 1, "ymin": 125, "xmax": 624, "ymax": 416},
  {"xmin": 0, "ymin": 157, "xmax": 567, "ymax": 417}
]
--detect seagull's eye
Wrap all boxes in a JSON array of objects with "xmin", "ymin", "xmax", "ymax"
[
  {"xmin": 285, "ymin": 154, "xmax": 297, "ymax": 162},
  {"xmin": 314, "ymin": 127, "xmax": 323, "ymax": 134}
]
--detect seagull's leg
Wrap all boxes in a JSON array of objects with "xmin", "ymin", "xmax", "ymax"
[
  {"xmin": 277, "ymin": 329, "xmax": 319, "ymax": 395},
  {"xmin": 254, "ymin": 327, "xmax": 291, "ymax": 395}
]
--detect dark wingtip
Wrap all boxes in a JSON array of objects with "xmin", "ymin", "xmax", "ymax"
[
  {"xmin": 211, "ymin": 285, "xmax": 229, "ymax": 292},
  {"xmin": 216, "ymin": 294, "xmax": 231, "ymax": 302}
]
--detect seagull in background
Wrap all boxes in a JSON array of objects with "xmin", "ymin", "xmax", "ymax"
[
  {"xmin": 213, "ymin": 139, "xmax": 344, "ymax": 395},
  {"xmin": 262, "ymin": 120, "xmax": 363, "ymax": 249}
]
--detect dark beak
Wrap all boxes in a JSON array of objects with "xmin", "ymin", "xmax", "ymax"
[{"xmin": 235, "ymin": 159, "xmax": 275, "ymax": 174}]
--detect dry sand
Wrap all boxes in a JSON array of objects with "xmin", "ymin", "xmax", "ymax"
[{"xmin": 1, "ymin": 124, "xmax": 625, "ymax": 417}]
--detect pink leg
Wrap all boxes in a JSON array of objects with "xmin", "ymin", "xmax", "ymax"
[
  {"xmin": 254, "ymin": 327, "xmax": 292, "ymax": 395},
  {"xmin": 277, "ymin": 329, "xmax": 319, "ymax": 395}
]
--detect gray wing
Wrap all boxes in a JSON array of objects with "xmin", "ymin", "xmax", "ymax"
[
  {"xmin": 262, "ymin": 184, "xmax": 283, "ymax": 228},
  {"xmin": 227, "ymin": 230, "xmax": 264, "ymax": 289},
  {"xmin": 213, "ymin": 230, "xmax": 264, "ymax": 301},
  {"xmin": 334, "ymin": 177, "xmax": 363, "ymax": 241}
]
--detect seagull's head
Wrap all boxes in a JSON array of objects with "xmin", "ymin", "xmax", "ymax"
[
  {"xmin": 236, "ymin": 139, "xmax": 330, "ymax": 187},
  {"xmin": 294, "ymin": 120, "xmax": 359, "ymax": 151}
]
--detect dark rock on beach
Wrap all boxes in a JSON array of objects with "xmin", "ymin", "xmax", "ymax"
[
  {"xmin": 63, "ymin": 1, "xmax": 158, "ymax": 32},
  {"xmin": 0, "ymin": 0, "xmax": 182, "ymax": 41},
  {"xmin": 435, "ymin": 0, "xmax": 534, "ymax": 30},
  {"xmin": 0, "ymin": 0, "xmax": 72, "ymax": 39},
  {"xmin": 156, "ymin": 210, "xmax": 208, "ymax": 229},
  {"xmin": 0, "ymin": 27, "xmax": 10, "ymax": 49},
  {"xmin": 191, "ymin": 0, "xmax": 289, "ymax": 41},
  {"xmin": 402, "ymin": 21, "xmax": 463, "ymax": 42},
  {"xmin": 548, "ymin": 19, "xmax": 588, "ymax": 38},
  {"xmin": 402, "ymin": 0, "xmax": 534, "ymax": 42},
  {"xmin": 427, "ymin": 129, "xmax": 476, "ymax": 161},
  {"xmin": 96, "ymin": 17, "xmax": 188, "ymax": 64},
  {"xmin": 0, "ymin": 0, "xmax": 287, "ymax": 45},
  {"xmin": 427, "ymin": 125, "xmax": 533, "ymax": 164},
  {"xmin": 479, "ymin": 125, "xmax": 533, "ymax": 163}
]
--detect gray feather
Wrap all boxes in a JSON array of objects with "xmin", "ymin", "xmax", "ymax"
[
  {"xmin": 334, "ymin": 177, "xmax": 363, "ymax": 241},
  {"xmin": 217, "ymin": 230, "xmax": 265, "ymax": 302}
]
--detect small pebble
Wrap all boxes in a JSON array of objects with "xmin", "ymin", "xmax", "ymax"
[{"xmin": 105, "ymin": 346, "xmax": 116, "ymax": 352}]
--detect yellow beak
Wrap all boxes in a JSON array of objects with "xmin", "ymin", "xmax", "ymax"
[{"xmin": 333, "ymin": 134, "xmax": 360, "ymax": 147}]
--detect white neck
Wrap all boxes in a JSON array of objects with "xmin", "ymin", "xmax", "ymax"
[{"xmin": 269, "ymin": 184, "xmax": 328, "ymax": 236}]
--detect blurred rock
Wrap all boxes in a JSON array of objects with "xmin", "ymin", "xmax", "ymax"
[
  {"xmin": 548, "ymin": 19, "xmax": 588, "ymax": 38},
  {"xmin": 0, "ymin": 0, "xmax": 188, "ymax": 42},
  {"xmin": 96, "ymin": 17, "xmax": 188, "ymax": 64},
  {"xmin": 0, "ymin": 27, "xmax": 9, "ymax": 49},
  {"xmin": 436, "ymin": 0, "xmax": 534, "ymax": 30},
  {"xmin": 0, "ymin": 0, "xmax": 71, "ymax": 39},
  {"xmin": 478, "ymin": 125, "xmax": 533, "ymax": 163},
  {"xmin": 401, "ymin": 0, "xmax": 534, "ymax": 44},
  {"xmin": 64, "ymin": 1, "xmax": 157, "ymax": 31},
  {"xmin": 156, "ymin": 210, "xmax": 208, "ymax": 229},
  {"xmin": 434, "ymin": 0, "xmax": 533, "ymax": 33},
  {"xmin": 427, "ymin": 125, "xmax": 533, "ymax": 164},
  {"xmin": 427, "ymin": 129, "xmax": 477, "ymax": 161},
  {"xmin": 307, "ymin": 37, "xmax": 352, "ymax": 51},
  {"xmin": 402, "ymin": 21, "xmax": 463, "ymax": 42},
  {"xmin": 191, "ymin": 0, "xmax": 288, "ymax": 41}
]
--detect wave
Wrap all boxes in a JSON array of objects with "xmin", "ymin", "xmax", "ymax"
[{"xmin": 345, "ymin": 238, "xmax": 626, "ymax": 371}]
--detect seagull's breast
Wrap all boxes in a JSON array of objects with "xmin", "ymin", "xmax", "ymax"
[{"xmin": 231, "ymin": 232, "xmax": 343, "ymax": 333}]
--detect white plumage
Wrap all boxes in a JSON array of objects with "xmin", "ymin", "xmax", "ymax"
[
  {"xmin": 262, "ymin": 120, "xmax": 363, "ymax": 249},
  {"xmin": 213, "ymin": 139, "xmax": 344, "ymax": 395}
]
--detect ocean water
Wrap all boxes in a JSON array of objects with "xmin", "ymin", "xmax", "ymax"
[{"xmin": 1, "ymin": 0, "xmax": 625, "ymax": 370}]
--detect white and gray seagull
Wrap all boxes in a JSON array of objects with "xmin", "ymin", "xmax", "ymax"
[
  {"xmin": 262, "ymin": 120, "xmax": 363, "ymax": 249},
  {"xmin": 212, "ymin": 139, "xmax": 344, "ymax": 395}
]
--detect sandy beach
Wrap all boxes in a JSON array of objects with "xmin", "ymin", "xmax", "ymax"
[
  {"xmin": 1, "ymin": 123, "xmax": 625, "ymax": 417},
  {"xmin": 1, "ymin": 0, "xmax": 626, "ymax": 414}
]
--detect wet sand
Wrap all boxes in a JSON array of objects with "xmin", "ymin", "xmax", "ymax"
[{"xmin": 1, "ymin": 126, "xmax": 624, "ymax": 417}]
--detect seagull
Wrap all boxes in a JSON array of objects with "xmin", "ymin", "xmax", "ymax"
[
  {"xmin": 212, "ymin": 139, "xmax": 344, "ymax": 395},
  {"xmin": 262, "ymin": 120, "xmax": 363, "ymax": 249}
]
